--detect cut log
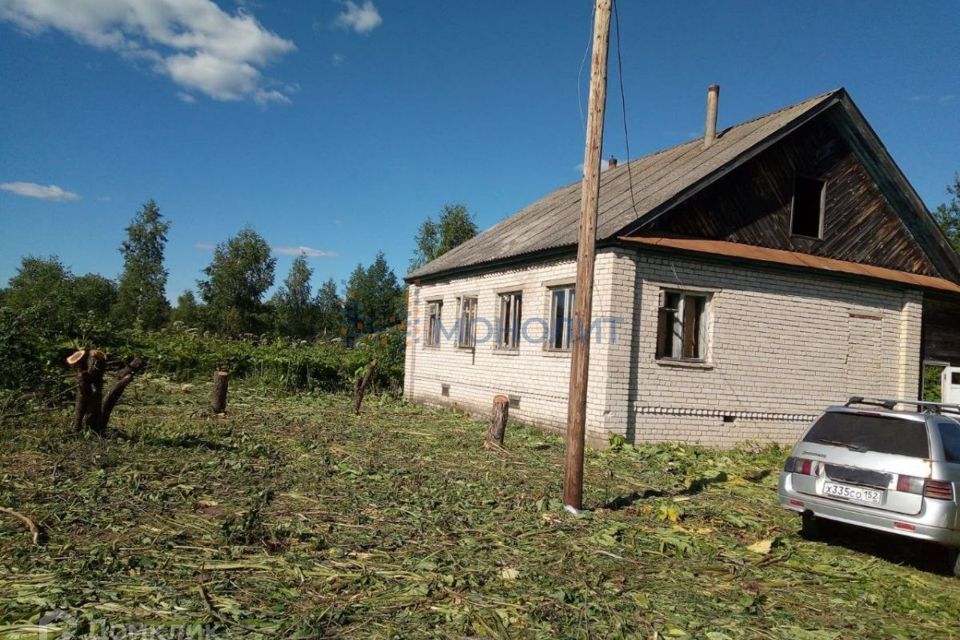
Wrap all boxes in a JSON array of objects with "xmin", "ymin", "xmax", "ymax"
[
  {"xmin": 353, "ymin": 359, "xmax": 377, "ymax": 415},
  {"xmin": 487, "ymin": 394, "xmax": 509, "ymax": 447},
  {"xmin": 212, "ymin": 371, "xmax": 229, "ymax": 414},
  {"xmin": 66, "ymin": 350, "xmax": 86, "ymax": 367}
]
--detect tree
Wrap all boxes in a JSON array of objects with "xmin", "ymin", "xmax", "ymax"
[
  {"xmin": 73, "ymin": 274, "xmax": 119, "ymax": 318},
  {"xmin": 272, "ymin": 254, "xmax": 316, "ymax": 338},
  {"xmin": 411, "ymin": 203, "xmax": 478, "ymax": 269},
  {"xmin": 3, "ymin": 256, "xmax": 75, "ymax": 333},
  {"xmin": 344, "ymin": 252, "xmax": 404, "ymax": 336},
  {"xmin": 314, "ymin": 277, "xmax": 342, "ymax": 336},
  {"xmin": 170, "ymin": 290, "xmax": 203, "ymax": 327},
  {"xmin": 2, "ymin": 257, "xmax": 118, "ymax": 337},
  {"xmin": 114, "ymin": 200, "xmax": 171, "ymax": 329},
  {"xmin": 197, "ymin": 227, "xmax": 276, "ymax": 335},
  {"xmin": 933, "ymin": 174, "xmax": 960, "ymax": 254}
]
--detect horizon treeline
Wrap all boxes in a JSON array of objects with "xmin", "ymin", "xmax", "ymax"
[{"xmin": 0, "ymin": 200, "xmax": 410, "ymax": 341}]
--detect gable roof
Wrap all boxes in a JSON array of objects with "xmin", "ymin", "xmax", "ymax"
[{"xmin": 407, "ymin": 88, "xmax": 960, "ymax": 284}]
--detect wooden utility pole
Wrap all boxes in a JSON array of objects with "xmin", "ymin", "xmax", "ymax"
[{"xmin": 563, "ymin": 0, "xmax": 612, "ymax": 512}]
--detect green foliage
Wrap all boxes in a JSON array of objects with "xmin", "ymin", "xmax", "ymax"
[
  {"xmin": 114, "ymin": 200, "xmax": 171, "ymax": 329},
  {"xmin": 272, "ymin": 254, "xmax": 316, "ymax": 339},
  {"xmin": 3, "ymin": 255, "xmax": 75, "ymax": 333},
  {"xmin": 933, "ymin": 174, "xmax": 960, "ymax": 254},
  {"xmin": 343, "ymin": 252, "xmax": 404, "ymax": 337},
  {"xmin": 73, "ymin": 273, "xmax": 119, "ymax": 318},
  {"xmin": 198, "ymin": 227, "xmax": 276, "ymax": 335},
  {"xmin": 170, "ymin": 289, "xmax": 203, "ymax": 328},
  {"xmin": 0, "ymin": 307, "xmax": 66, "ymax": 402},
  {"xmin": 2, "ymin": 256, "xmax": 119, "ymax": 338},
  {"xmin": 411, "ymin": 202, "xmax": 479, "ymax": 269},
  {"xmin": 923, "ymin": 364, "xmax": 944, "ymax": 402},
  {"xmin": 110, "ymin": 325, "xmax": 405, "ymax": 393}
]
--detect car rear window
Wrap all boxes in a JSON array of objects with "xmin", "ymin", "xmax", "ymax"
[
  {"xmin": 803, "ymin": 412, "xmax": 929, "ymax": 458},
  {"xmin": 937, "ymin": 420, "xmax": 960, "ymax": 463}
]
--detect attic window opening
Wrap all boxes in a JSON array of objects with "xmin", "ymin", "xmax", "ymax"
[{"xmin": 790, "ymin": 176, "xmax": 826, "ymax": 239}]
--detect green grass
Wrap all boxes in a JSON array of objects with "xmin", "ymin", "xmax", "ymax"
[{"xmin": 1, "ymin": 377, "xmax": 959, "ymax": 639}]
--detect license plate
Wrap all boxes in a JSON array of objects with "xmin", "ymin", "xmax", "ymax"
[{"xmin": 822, "ymin": 482, "xmax": 883, "ymax": 505}]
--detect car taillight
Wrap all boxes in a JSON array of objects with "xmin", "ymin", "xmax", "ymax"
[
  {"xmin": 924, "ymin": 480, "xmax": 954, "ymax": 501},
  {"xmin": 785, "ymin": 457, "xmax": 816, "ymax": 476},
  {"xmin": 896, "ymin": 475, "xmax": 925, "ymax": 494}
]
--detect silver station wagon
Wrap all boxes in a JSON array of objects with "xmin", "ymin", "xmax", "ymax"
[{"xmin": 779, "ymin": 397, "xmax": 960, "ymax": 575}]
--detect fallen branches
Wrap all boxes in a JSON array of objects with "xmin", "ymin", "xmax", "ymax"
[{"xmin": 0, "ymin": 507, "xmax": 41, "ymax": 545}]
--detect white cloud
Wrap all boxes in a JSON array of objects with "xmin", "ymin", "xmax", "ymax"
[
  {"xmin": 194, "ymin": 242, "xmax": 216, "ymax": 250},
  {"xmin": 331, "ymin": 52, "xmax": 345, "ymax": 66},
  {"xmin": 0, "ymin": 0, "xmax": 296, "ymax": 104},
  {"xmin": 176, "ymin": 91, "xmax": 197, "ymax": 103},
  {"xmin": 273, "ymin": 245, "xmax": 338, "ymax": 258},
  {"xmin": 334, "ymin": 1, "xmax": 381, "ymax": 34},
  {"xmin": 0, "ymin": 181, "xmax": 80, "ymax": 201}
]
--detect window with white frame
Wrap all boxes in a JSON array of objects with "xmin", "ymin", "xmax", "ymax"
[
  {"xmin": 548, "ymin": 286, "xmax": 576, "ymax": 351},
  {"xmin": 656, "ymin": 290, "xmax": 709, "ymax": 361},
  {"xmin": 497, "ymin": 292, "xmax": 522, "ymax": 349},
  {"xmin": 425, "ymin": 300, "xmax": 442, "ymax": 347},
  {"xmin": 457, "ymin": 296, "xmax": 478, "ymax": 348}
]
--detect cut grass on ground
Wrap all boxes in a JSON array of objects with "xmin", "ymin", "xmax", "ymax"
[{"xmin": 2, "ymin": 376, "xmax": 959, "ymax": 639}]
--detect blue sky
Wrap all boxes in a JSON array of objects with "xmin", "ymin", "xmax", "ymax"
[{"xmin": 0, "ymin": 1, "xmax": 958, "ymax": 301}]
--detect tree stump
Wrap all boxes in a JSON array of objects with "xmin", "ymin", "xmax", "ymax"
[
  {"xmin": 486, "ymin": 394, "xmax": 509, "ymax": 447},
  {"xmin": 69, "ymin": 350, "xmax": 145, "ymax": 434},
  {"xmin": 212, "ymin": 371, "xmax": 229, "ymax": 414},
  {"xmin": 70, "ymin": 350, "xmax": 107, "ymax": 434},
  {"xmin": 353, "ymin": 359, "xmax": 377, "ymax": 415}
]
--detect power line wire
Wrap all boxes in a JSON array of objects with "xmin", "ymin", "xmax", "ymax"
[
  {"xmin": 613, "ymin": 0, "xmax": 640, "ymax": 217},
  {"xmin": 577, "ymin": 2, "xmax": 596, "ymax": 134}
]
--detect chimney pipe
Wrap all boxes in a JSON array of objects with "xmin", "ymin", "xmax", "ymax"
[
  {"xmin": 704, "ymin": 84, "xmax": 720, "ymax": 149},
  {"xmin": 608, "ymin": 155, "xmax": 618, "ymax": 169}
]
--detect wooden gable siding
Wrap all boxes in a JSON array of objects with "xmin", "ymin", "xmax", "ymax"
[{"xmin": 641, "ymin": 115, "xmax": 938, "ymax": 277}]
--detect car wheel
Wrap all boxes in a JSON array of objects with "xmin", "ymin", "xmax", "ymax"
[
  {"xmin": 948, "ymin": 548, "xmax": 960, "ymax": 578},
  {"xmin": 800, "ymin": 511, "xmax": 830, "ymax": 540}
]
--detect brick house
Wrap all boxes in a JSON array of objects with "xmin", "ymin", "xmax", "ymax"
[{"xmin": 403, "ymin": 87, "xmax": 960, "ymax": 447}]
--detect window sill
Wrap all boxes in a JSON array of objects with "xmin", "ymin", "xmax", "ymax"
[
  {"xmin": 542, "ymin": 349, "xmax": 572, "ymax": 358},
  {"xmin": 456, "ymin": 346, "xmax": 476, "ymax": 351},
  {"xmin": 422, "ymin": 344, "xmax": 440, "ymax": 350},
  {"xmin": 492, "ymin": 347, "xmax": 520, "ymax": 356},
  {"xmin": 656, "ymin": 358, "xmax": 714, "ymax": 370}
]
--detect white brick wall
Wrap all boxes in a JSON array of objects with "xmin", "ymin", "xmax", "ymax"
[{"xmin": 404, "ymin": 248, "xmax": 924, "ymax": 447}]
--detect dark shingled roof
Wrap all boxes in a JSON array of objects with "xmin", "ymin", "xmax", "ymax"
[{"xmin": 407, "ymin": 89, "xmax": 843, "ymax": 281}]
